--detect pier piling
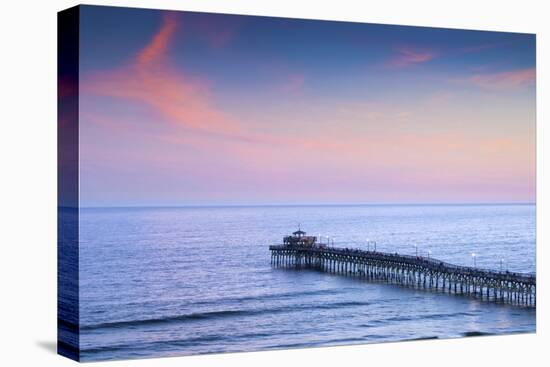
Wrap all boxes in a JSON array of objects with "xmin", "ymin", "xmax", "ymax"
[{"xmin": 269, "ymin": 234, "xmax": 536, "ymax": 308}]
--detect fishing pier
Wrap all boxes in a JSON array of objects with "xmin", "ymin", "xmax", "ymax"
[{"xmin": 269, "ymin": 230, "xmax": 536, "ymax": 307}]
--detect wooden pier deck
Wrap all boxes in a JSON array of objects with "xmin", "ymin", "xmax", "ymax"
[{"xmin": 269, "ymin": 239, "xmax": 536, "ymax": 307}]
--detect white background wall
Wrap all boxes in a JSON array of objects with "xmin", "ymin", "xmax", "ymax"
[{"xmin": 0, "ymin": 0, "xmax": 547, "ymax": 366}]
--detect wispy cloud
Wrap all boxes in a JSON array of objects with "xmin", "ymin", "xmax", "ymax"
[
  {"xmin": 82, "ymin": 12, "xmax": 239, "ymax": 136},
  {"xmin": 387, "ymin": 46, "xmax": 436, "ymax": 68},
  {"xmin": 136, "ymin": 13, "xmax": 178, "ymax": 66},
  {"xmin": 462, "ymin": 67, "xmax": 536, "ymax": 89}
]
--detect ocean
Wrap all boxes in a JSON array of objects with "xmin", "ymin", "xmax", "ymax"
[{"xmin": 77, "ymin": 204, "xmax": 536, "ymax": 361}]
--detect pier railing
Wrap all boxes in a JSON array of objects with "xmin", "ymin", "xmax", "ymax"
[{"xmin": 269, "ymin": 244, "xmax": 536, "ymax": 307}]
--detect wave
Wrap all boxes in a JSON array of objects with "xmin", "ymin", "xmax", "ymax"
[
  {"xmin": 81, "ymin": 300, "xmax": 372, "ymax": 331},
  {"xmin": 81, "ymin": 334, "xmax": 227, "ymax": 355},
  {"xmin": 358, "ymin": 311, "xmax": 476, "ymax": 328},
  {"xmin": 82, "ymin": 328, "xmax": 315, "ymax": 355},
  {"xmin": 190, "ymin": 288, "xmax": 346, "ymax": 307},
  {"xmin": 380, "ymin": 311, "xmax": 476, "ymax": 323},
  {"xmin": 82, "ymin": 303, "xmax": 479, "ymax": 332},
  {"xmin": 81, "ymin": 309, "xmax": 249, "ymax": 330},
  {"xmin": 93, "ymin": 288, "xmax": 347, "ymax": 313}
]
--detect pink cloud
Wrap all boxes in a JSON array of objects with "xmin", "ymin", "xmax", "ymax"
[
  {"xmin": 82, "ymin": 12, "xmax": 239, "ymax": 136},
  {"xmin": 464, "ymin": 67, "xmax": 536, "ymax": 89},
  {"xmin": 136, "ymin": 13, "xmax": 178, "ymax": 66},
  {"xmin": 388, "ymin": 46, "xmax": 436, "ymax": 68},
  {"xmin": 81, "ymin": 13, "xmax": 308, "ymax": 146}
]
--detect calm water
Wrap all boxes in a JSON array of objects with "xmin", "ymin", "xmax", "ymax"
[{"xmin": 78, "ymin": 204, "xmax": 536, "ymax": 361}]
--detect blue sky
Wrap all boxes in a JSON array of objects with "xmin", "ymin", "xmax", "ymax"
[{"xmin": 73, "ymin": 5, "xmax": 536, "ymax": 206}]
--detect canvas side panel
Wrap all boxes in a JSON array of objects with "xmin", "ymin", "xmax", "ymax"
[{"xmin": 58, "ymin": 5, "xmax": 80, "ymax": 362}]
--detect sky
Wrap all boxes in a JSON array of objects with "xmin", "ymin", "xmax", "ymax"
[{"xmin": 76, "ymin": 5, "xmax": 536, "ymax": 207}]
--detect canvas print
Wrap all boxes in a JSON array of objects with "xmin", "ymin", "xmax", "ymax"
[{"xmin": 58, "ymin": 5, "xmax": 536, "ymax": 362}]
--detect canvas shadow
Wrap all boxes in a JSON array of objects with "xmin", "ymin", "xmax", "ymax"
[{"xmin": 36, "ymin": 340, "xmax": 57, "ymax": 355}]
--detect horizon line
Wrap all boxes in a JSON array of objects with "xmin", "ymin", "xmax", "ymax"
[{"xmin": 68, "ymin": 201, "xmax": 536, "ymax": 210}]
